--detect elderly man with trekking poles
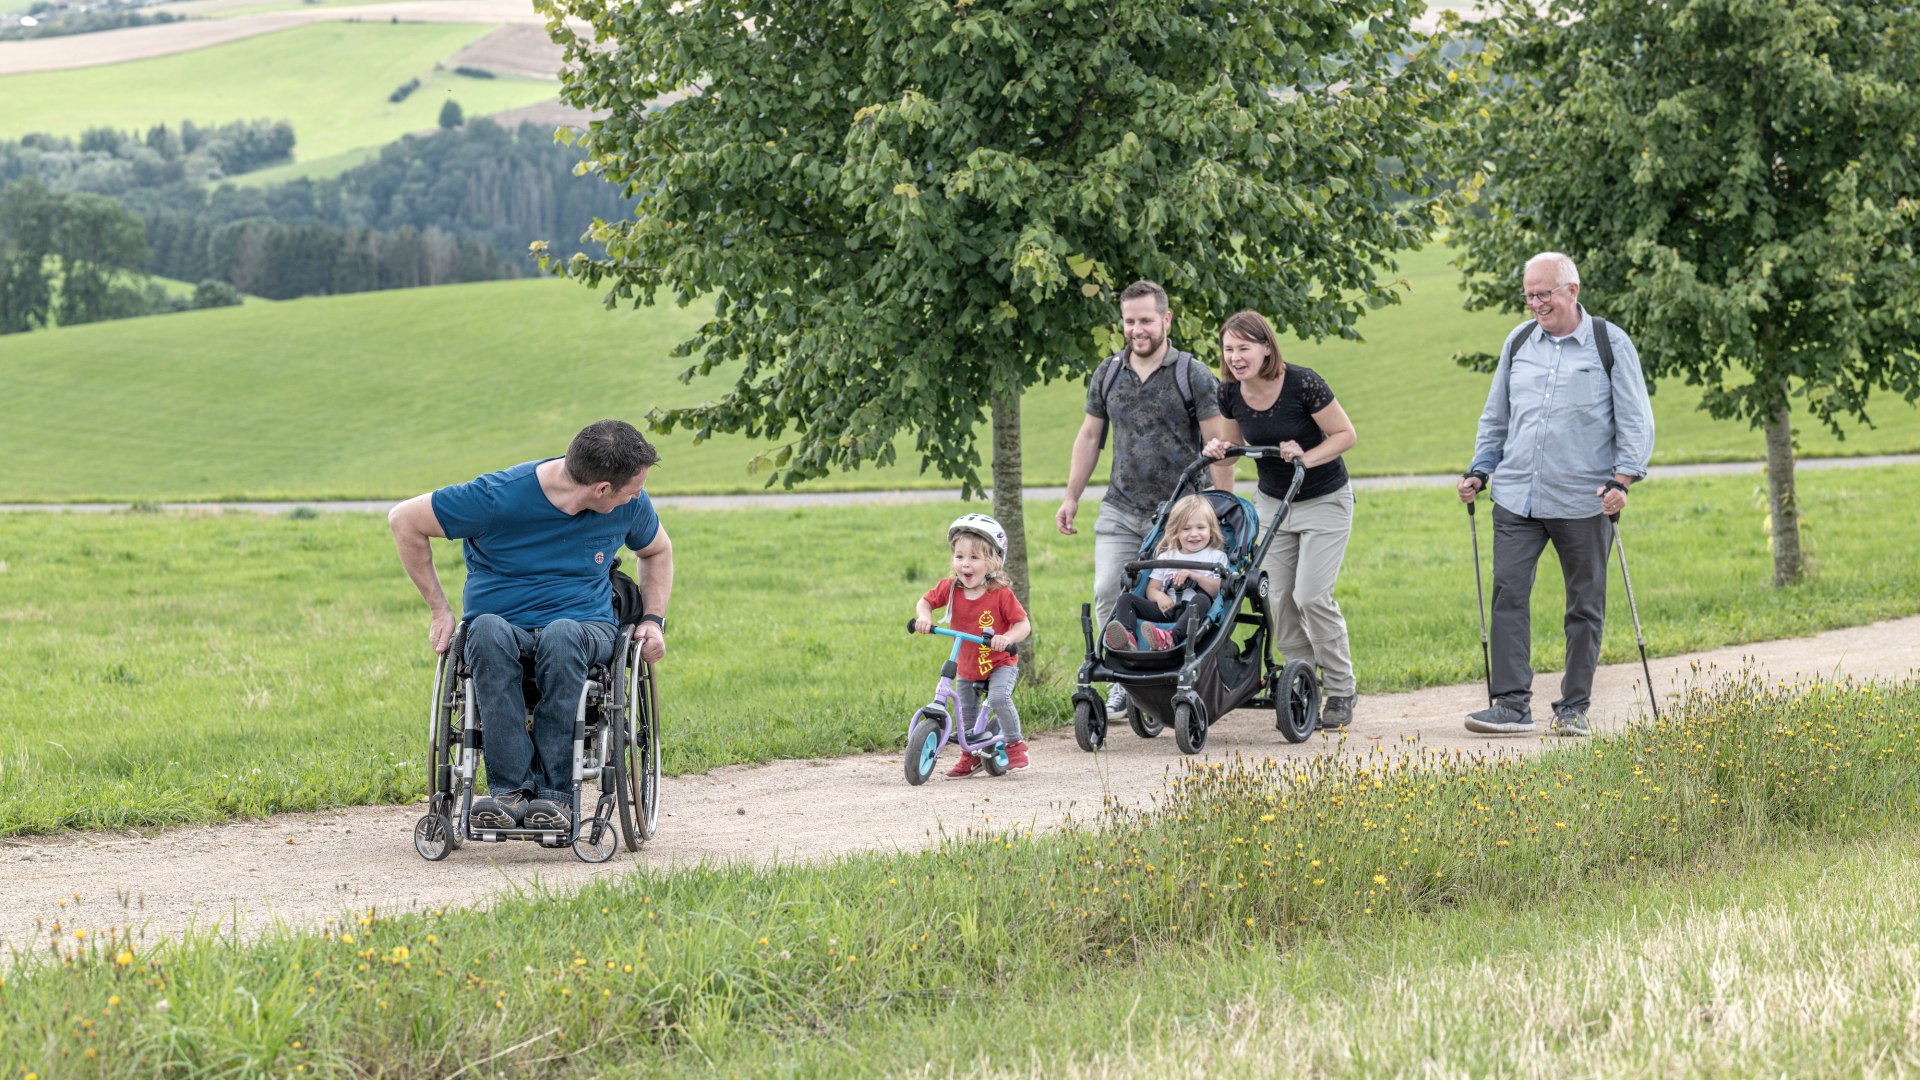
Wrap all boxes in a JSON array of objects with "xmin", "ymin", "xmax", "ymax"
[{"xmin": 1457, "ymin": 252, "xmax": 1656, "ymax": 737}]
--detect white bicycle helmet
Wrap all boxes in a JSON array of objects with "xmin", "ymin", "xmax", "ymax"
[{"xmin": 948, "ymin": 513, "xmax": 1008, "ymax": 558}]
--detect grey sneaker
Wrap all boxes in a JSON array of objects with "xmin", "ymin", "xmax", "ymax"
[
  {"xmin": 1320, "ymin": 695, "xmax": 1355, "ymax": 729},
  {"xmin": 1105, "ymin": 684, "xmax": 1131, "ymax": 721},
  {"xmin": 521, "ymin": 798, "xmax": 571, "ymax": 832},
  {"xmin": 469, "ymin": 791, "xmax": 527, "ymax": 829},
  {"xmin": 1465, "ymin": 703, "xmax": 1534, "ymax": 734},
  {"xmin": 1102, "ymin": 620, "xmax": 1136, "ymax": 652},
  {"xmin": 1550, "ymin": 708, "xmax": 1590, "ymax": 737}
]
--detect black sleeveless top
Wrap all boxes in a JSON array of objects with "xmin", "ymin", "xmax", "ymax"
[{"xmin": 1217, "ymin": 364, "xmax": 1349, "ymax": 501}]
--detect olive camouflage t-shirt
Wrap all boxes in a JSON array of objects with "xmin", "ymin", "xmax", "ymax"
[{"xmin": 1087, "ymin": 348, "xmax": 1222, "ymax": 516}]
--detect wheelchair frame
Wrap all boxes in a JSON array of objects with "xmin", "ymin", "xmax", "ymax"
[{"xmin": 413, "ymin": 619, "xmax": 661, "ymax": 863}]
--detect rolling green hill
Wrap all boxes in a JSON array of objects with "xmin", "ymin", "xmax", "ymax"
[
  {"xmin": 3, "ymin": 246, "xmax": 1916, "ymax": 501},
  {"xmin": 0, "ymin": 22, "xmax": 555, "ymax": 175}
]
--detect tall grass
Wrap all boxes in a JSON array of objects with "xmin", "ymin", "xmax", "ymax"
[
  {"xmin": 3, "ymin": 466, "xmax": 1919, "ymax": 836},
  {"xmin": 5, "ymin": 676, "xmax": 1916, "ymax": 1077}
]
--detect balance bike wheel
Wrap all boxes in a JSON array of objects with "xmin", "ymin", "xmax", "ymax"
[{"xmin": 905, "ymin": 714, "xmax": 943, "ymax": 785}]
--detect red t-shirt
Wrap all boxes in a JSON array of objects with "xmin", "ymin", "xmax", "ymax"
[{"xmin": 922, "ymin": 579, "xmax": 1026, "ymax": 680}]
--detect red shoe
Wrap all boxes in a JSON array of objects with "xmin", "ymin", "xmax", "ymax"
[
  {"xmin": 1146, "ymin": 625, "xmax": 1176, "ymax": 650},
  {"xmin": 1005, "ymin": 741, "xmax": 1030, "ymax": 771},
  {"xmin": 945, "ymin": 752, "xmax": 981, "ymax": 779}
]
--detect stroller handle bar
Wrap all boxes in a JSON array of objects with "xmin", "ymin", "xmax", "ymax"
[
  {"xmin": 1184, "ymin": 447, "xmax": 1305, "ymax": 485},
  {"xmin": 905, "ymin": 619, "xmax": 1018, "ymax": 659}
]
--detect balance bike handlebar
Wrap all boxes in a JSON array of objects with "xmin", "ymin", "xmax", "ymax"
[{"xmin": 905, "ymin": 620, "xmax": 1018, "ymax": 659}]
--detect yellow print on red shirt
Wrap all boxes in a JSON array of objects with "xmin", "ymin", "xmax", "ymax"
[{"xmin": 976, "ymin": 610, "xmax": 996, "ymax": 677}]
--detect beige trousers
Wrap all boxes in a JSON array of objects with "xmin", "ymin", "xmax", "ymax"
[{"xmin": 1252, "ymin": 485, "xmax": 1356, "ymax": 696}]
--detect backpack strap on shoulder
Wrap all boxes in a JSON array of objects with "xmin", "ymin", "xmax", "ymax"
[
  {"xmin": 1094, "ymin": 351, "xmax": 1126, "ymax": 452},
  {"xmin": 1500, "ymin": 320, "xmax": 1537, "ymax": 416},
  {"xmin": 1592, "ymin": 316, "xmax": 1616, "ymax": 377}
]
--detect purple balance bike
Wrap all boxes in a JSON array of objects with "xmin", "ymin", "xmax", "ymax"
[{"xmin": 902, "ymin": 621, "xmax": 1018, "ymax": 785}]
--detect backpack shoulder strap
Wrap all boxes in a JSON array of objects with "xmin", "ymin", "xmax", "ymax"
[
  {"xmin": 1173, "ymin": 350, "xmax": 1198, "ymax": 428},
  {"xmin": 1591, "ymin": 316, "xmax": 1615, "ymax": 377},
  {"xmin": 1094, "ymin": 352, "xmax": 1126, "ymax": 452},
  {"xmin": 1500, "ymin": 320, "xmax": 1537, "ymax": 415}
]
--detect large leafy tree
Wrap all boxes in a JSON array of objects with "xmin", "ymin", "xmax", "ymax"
[
  {"xmin": 1449, "ymin": 1, "xmax": 1920, "ymax": 586},
  {"xmin": 539, "ymin": 0, "xmax": 1462, "ymax": 602}
]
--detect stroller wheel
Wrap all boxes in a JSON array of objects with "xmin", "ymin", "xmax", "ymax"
[
  {"xmin": 1127, "ymin": 701, "xmax": 1164, "ymax": 740},
  {"xmin": 1276, "ymin": 660, "xmax": 1320, "ymax": 743},
  {"xmin": 1173, "ymin": 701, "xmax": 1208, "ymax": 755},
  {"xmin": 1072, "ymin": 698, "xmax": 1106, "ymax": 752}
]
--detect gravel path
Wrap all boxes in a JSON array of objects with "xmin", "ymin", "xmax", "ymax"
[{"xmin": 5, "ymin": 616, "xmax": 1914, "ymax": 955}]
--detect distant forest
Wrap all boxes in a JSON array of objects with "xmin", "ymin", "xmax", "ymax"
[{"xmin": 0, "ymin": 117, "xmax": 637, "ymax": 308}]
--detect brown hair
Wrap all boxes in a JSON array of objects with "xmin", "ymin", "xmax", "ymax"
[
  {"xmin": 1219, "ymin": 310, "xmax": 1285, "ymax": 382},
  {"xmin": 1119, "ymin": 280, "xmax": 1169, "ymax": 314}
]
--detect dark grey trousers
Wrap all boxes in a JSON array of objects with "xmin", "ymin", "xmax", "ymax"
[{"xmin": 1490, "ymin": 505, "xmax": 1612, "ymax": 715}]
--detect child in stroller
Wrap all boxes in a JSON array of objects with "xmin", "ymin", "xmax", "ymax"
[{"xmin": 1102, "ymin": 494, "xmax": 1230, "ymax": 652}]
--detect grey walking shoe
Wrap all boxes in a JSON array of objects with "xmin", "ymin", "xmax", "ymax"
[
  {"xmin": 1549, "ymin": 707, "xmax": 1591, "ymax": 737},
  {"xmin": 469, "ymin": 791, "xmax": 527, "ymax": 829},
  {"xmin": 1105, "ymin": 683, "xmax": 1131, "ymax": 721},
  {"xmin": 1320, "ymin": 695, "xmax": 1356, "ymax": 729},
  {"xmin": 1465, "ymin": 703, "xmax": 1534, "ymax": 734}
]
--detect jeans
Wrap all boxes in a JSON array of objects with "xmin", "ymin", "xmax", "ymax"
[
  {"xmin": 464, "ymin": 614, "xmax": 618, "ymax": 802},
  {"xmin": 1092, "ymin": 500, "xmax": 1156, "ymax": 629}
]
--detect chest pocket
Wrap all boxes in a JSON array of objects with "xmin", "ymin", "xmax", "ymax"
[
  {"xmin": 1565, "ymin": 362, "xmax": 1606, "ymax": 408},
  {"xmin": 585, "ymin": 537, "xmax": 615, "ymax": 568}
]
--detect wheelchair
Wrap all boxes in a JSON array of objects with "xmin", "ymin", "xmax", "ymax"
[{"xmin": 412, "ymin": 611, "xmax": 662, "ymax": 864}]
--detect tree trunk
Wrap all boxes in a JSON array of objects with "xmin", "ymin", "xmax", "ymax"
[
  {"xmin": 1763, "ymin": 389, "xmax": 1804, "ymax": 587},
  {"xmin": 990, "ymin": 387, "xmax": 1029, "ymax": 612}
]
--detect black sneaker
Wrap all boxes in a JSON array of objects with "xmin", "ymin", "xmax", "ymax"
[
  {"xmin": 1550, "ymin": 707, "xmax": 1591, "ymax": 737},
  {"xmin": 521, "ymin": 798, "xmax": 571, "ymax": 832},
  {"xmin": 1465, "ymin": 703, "xmax": 1534, "ymax": 734},
  {"xmin": 1321, "ymin": 695, "xmax": 1356, "ymax": 729},
  {"xmin": 469, "ymin": 791, "xmax": 527, "ymax": 829}
]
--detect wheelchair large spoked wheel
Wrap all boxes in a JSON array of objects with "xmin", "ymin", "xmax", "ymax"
[
  {"xmin": 1276, "ymin": 659, "xmax": 1320, "ymax": 743},
  {"xmin": 615, "ymin": 650, "xmax": 662, "ymax": 849},
  {"xmin": 424, "ymin": 635, "xmax": 464, "ymax": 855}
]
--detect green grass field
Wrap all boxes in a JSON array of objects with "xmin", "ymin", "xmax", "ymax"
[
  {"xmin": 5, "ymin": 245, "xmax": 1917, "ymax": 502},
  {"xmin": 0, "ymin": 22, "xmax": 554, "ymax": 171},
  {"xmin": 5, "ymin": 677, "xmax": 1915, "ymax": 1076},
  {"xmin": 3, "ymin": 466, "xmax": 1917, "ymax": 837}
]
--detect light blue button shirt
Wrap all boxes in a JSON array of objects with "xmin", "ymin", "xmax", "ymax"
[{"xmin": 1469, "ymin": 308, "xmax": 1655, "ymax": 520}]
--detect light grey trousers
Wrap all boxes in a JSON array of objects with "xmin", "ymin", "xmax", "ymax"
[
  {"xmin": 1490, "ymin": 504, "xmax": 1612, "ymax": 714},
  {"xmin": 1253, "ymin": 485, "xmax": 1356, "ymax": 696},
  {"xmin": 1092, "ymin": 500, "xmax": 1156, "ymax": 629},
  {"xmin": 957, "ymin": 665, "xmax": 1023, "ymax": 744}
]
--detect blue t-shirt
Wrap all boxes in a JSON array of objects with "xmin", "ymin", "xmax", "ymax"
[{"xmin": 432, "ymin": 458, "xmax": 661, "ymax": 630}]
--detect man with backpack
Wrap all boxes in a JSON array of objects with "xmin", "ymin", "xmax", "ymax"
[
  {"xmin": 1456, "ymin": 252, "xmax": 1654, "ymax": 737},
  {"xmin": 1057, "ymin": 279, "xmax": 1236, "ymax": 720}
]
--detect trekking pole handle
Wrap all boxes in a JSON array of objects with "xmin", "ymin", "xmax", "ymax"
[{"xmin": 905, "ymin": 620, "xmax": 1017, "ymax": 658}]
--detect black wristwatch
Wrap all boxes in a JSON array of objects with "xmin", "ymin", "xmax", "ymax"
[
  {"xmin": 640, "ymin": 613, "xmax": 666, "ymax": 632},
  {"xmin": 1465, "ymin": 470, "xmax": 1490, "ymax": 489},
  {"xmin": 1603, "ymin": 479, "xmax": 1630, "ymax": 495}
]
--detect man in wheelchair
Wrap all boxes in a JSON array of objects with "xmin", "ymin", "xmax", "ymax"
[{"xmin": 389, "ymin": 419, "xmax": 672, "ymax": 834}]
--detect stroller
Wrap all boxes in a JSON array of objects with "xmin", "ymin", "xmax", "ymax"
[{"xmin": 1071, "ymin": 448, "xmax": 1321, "ymax": 755}]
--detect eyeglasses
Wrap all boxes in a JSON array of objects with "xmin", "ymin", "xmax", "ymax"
[{"xmin": 1522, "ymin": 283, "xmax": 1573, "ymax": 305}]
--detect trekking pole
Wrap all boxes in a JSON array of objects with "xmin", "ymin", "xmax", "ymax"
[
  {"xmin": 1467, "ymin": 499, "xmax": 1493, "ymax": 709},
  {"xmin": 1609, "ymin": 513, "xmax": 1660, "ymax": 721}
]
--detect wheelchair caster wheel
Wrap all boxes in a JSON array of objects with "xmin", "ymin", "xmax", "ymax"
[
  {"xmin": 414, "ymin": 813, "xmax": 454, "ymax": 861},
  {"xmin": 572, "ymin": 815, "xmax": 617, "ymax": 863}
]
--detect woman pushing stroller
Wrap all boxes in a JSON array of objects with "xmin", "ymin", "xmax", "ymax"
[{"xmin": 1203, "ymin": 310, "xmax": 1361, "ymax": 729}]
